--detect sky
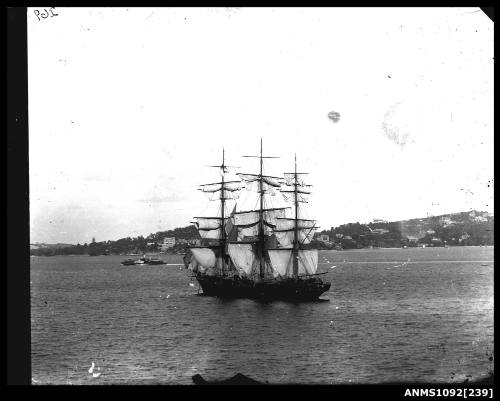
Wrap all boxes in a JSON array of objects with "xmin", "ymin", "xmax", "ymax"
[{"xmin": 28, "ymin": 7, "xmax": 494, "ymax": 244}]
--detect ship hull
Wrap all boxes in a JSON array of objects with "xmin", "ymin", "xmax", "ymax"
[{"xmin": 194, "ymin": 273, "xmax": 331, "ymax": 301}]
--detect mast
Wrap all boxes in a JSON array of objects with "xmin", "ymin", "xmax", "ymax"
[
  {"xmin": 258, "ymin": 138, "xmax": 265, "ymax": 279},
  {"xmin": 276, "ymin": 156, "xmax": 317, "ymax": 276},
  {"xmin": 220, "ymin": 148, "xmax": 226, "ymax": 275},
  {"xmin": 195, "ymin": 149, "xmax": 242, "ymax": 274},
  {"xmin": 292, "ymin": 154, "xmax": 299, "ymax": 278},
  {"xmin": 239, "ymin": 139, "xmax": 282, "ymax": 280}
]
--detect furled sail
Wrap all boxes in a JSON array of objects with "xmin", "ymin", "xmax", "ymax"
[
  {"xmin": 280, "ymin": 186, "xmax": 311, "ymax": 195},
  {"xmin": 199, "ymin": 181, "xmax": 242, "ymax": 192},
  {"xmin": 199, "ymin": 181, "xmax": 242, "ymax": 201},
  {"xmin": 199, "ymin": 189, "xmax": 241, "ymax": 201},
  {"xmin": 228, "ymin": 244, "xmax": 256, "ymax": 275}
]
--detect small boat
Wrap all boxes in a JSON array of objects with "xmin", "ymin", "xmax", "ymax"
[
  {"xmin": 121, "ymin": 259, "xmax": 136, "ymax": 266},
  {"xmin": 147, "ymin": 258, "xmax": 166, "ymax": 265}
]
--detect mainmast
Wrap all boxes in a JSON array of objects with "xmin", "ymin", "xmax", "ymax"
[
  {"xmin": 239, "ymin": 138, "xmax": 281, "ymax": 279},
  {"xmin": 258, "ymin": 139, "xmax": 265, "ymax": 278},
  {"xmin": 292, "ymin": 154, "xmax": 299, "ymax": 278}
]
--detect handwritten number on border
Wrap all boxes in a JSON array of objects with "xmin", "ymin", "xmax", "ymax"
[{"xmin": 34, "ymin": 8, "xmax": 58, "ymax": 22}]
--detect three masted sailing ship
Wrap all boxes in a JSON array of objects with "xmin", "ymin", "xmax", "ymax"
[{"xmin": 184, "ymin": 140, "xmax": 331, "ymax": 301}]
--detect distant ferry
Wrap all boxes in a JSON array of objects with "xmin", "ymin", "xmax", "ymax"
[
  {"xmin": 147, "ymin": 257, "xmax": 166, "ymax": 265},
  {"xmin": 121, "ymin": 255, "xmax": 166, "ymax": 266}
]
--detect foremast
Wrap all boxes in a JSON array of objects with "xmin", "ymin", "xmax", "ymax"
[{"xmin": 194, "ymin": 148, "xmax": 241, "ymax": 275}]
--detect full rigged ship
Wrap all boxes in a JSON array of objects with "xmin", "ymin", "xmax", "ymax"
[{"xmin": 184, "ymin": 140, "xmax": 331, "ymax": 301}]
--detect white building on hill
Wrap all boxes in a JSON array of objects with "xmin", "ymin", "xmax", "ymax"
[{"xmin": 159, "ymin": 237, "xmax": 176, "ymax": 252}]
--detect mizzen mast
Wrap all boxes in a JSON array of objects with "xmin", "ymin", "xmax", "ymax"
[{"xmin": 279, "ymin": 156, "xmax": 316, "ymax": 277}]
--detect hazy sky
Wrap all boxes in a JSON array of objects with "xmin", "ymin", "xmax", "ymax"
[{"xmin": 28, "ymin": 7, "xmax": 493, "ymax": 244}]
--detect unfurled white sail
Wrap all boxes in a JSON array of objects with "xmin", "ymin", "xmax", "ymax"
[
  {"xmin": 191, "ymin": 248, "xmax": 217, "ymax": 268},
  {"xmin": 198, "ymin": 228, "xmax": 223, "ymax": 239},
  {"xmin": 283, "ymin": 173, "xmax": 309, "ymax": 186},
  {"xmin": 236, "ymin": 223, "xmax": 274, "ymax": 239},
  {"xmin": 268, "ymin": 249, "xmax": 318, "ymax": 277},
  {"xmin": 228, "ymin": 244, "xmax": 256, "ymax": 275},
  {"xmin": 194, "ymin": 217, "xmax": 225, "ymax": 230},
  {"xmin": 194, "ymin": 217, "xmax": 234, "ymax": 239},
  {"xmin": 188, "ymin": 258, "xmax": 200, "ymax": 272},
  {"xmin": 222, "ymin": 191, "xmax": 241, "ymax": 200},
  {"xmin": 281, "ymin": 192, "xmax": 309, "ymax": 203},
  {"xmin": 268, "ymin": 249, "xmax": 293, "ymax": 277},
  {"xmin": 298, "ymin": 249, "xmax": 318, "ymax": 275},
  {"xmin": 275, "ymin": 218, "xmax": 316, "ymax": 231},
  {"xmin": 244, "ymin": 180, "xmax": 278, "ymax": 195},
  {"xmin": 234, "ymin": 211, "xmax": 259, "ymax": 226},
  {"xmin": 238, "ymin": 173, "xmax": 282, "ymax": 188},
  {"xmin": 275, "ymin": 228, "xmax": 316, "ymax": 247},
  {"xmin": 234, "ymin": 208, "xmax": 288, "ymax": 227},
  {"xmin": 237, "ymin": 223, "xmax": 259, "ymax": 238}
]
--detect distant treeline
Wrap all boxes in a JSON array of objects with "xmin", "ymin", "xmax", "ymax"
[
  {"xmin": 31, "ymin": 210, "xmax": 493, "ymax": 256},
  {"xmin": 315, "ymin": 211, "xmax": 494, "ymax": 249},
  {"xmin": 30, "ymin": 225, "xmax": 200, "ymax": 256}
]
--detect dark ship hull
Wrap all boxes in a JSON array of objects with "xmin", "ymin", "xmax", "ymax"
[{"xmin": 195, "ymin": 273, "xmax": 331, "ymax": 301}]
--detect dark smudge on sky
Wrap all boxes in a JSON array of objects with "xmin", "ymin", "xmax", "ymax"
[{"xmin": 327, "ymin": 111, "xmax": 341, "ymax": 123}]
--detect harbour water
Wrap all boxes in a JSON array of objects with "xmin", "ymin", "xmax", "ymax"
[{"xmin": 30, "ymin": 246, "xmax": 494, "ymax": 384}]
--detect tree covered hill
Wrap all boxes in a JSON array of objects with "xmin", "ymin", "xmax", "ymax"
[{"xmin": 317, "ymin": 210, "xmax": 493, "ymax": 249}]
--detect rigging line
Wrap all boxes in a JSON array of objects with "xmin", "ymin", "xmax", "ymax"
[{"xmin": 299, "ymin": 224, "xmax": 318, "ymax": 246}]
